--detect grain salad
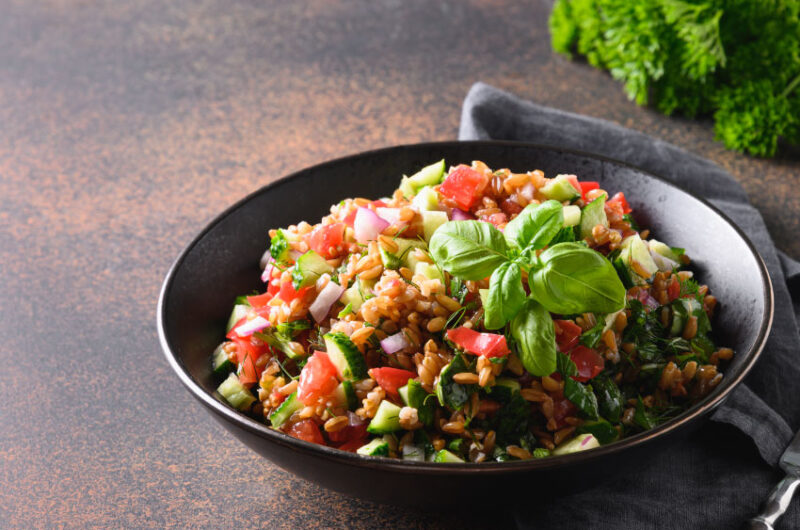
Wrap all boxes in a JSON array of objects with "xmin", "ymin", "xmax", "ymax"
[{"xmin": 212, "ymin": 160, "xmax": 732, "ymax": 462}]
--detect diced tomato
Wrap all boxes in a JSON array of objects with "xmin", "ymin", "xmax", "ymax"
[
  {"xmin": 238, "ymin": 354, "xmax": 258, "ymax": 385},
  {"xmin": 564, "ymin": 174, "xmax": 582, "ymax": 194},
  {"xmin": 668, "ymin": 276, "xmax": 680, "ymax": 301},
  {"xmin": 554, "ymin": 319, "xmax": 582, "ymax": 353},
  {"xmin": 297, "ymin": 350, "xmax": 339, "ymax": 406},
  {"xmin": 343, "ymin": 209, "xmax": 357, "ymax": 227},
  {"xmin": 438, "ymin": 165, "xmax": 488, "ymax": 210},
  {"xmin": 369, "ymin": 367, "xmax": 417, "ymax": 398},
  {"xmin": 487, "ymin": 212, "xmax": 508, "ymax": 227},
  {"xmin": 307, "ymin": 222, "xmax": 345, "ymax": 259},
  {"xmin": 336, "ymin": 437, "xmax": 368, "ymax": 453},
  {"xmin": 278, "ymin": 281, "xmax": 311, "ymax": 303},
  {"xmin": 608, "ymin": 192, "xmax": 632, "ymax": 214},
  {"xmin": 271, "ymin": 388, "xmax": 287, "ymax": 407},
  {"xmin": 246, "ymin": 292, "xmax": 273, "ymax": 309},
  {"xmin": 266, "ymin": 277, "xmax": 281, "ymax": 297},
  {"xmin": 578, "ymin": 181, "xmax": 599, "ymax": 201},
  {"xmin": 327, "ymin": 413, "xmax": 368, "ymax": 443},
  {"xmin": 569, "ymin": 346, "xmax": 605, "ymax": 383},
  {"xmin": 446, "ymin": 327, "xmax": 510, "ymax": 358},
  {"xmin": 370, "ymin": 200, "xmax": 387, "ymax": 208},
  {"xmin": 287, "ymin": 419, "xmax": 325, "ymax": 445},
  {"xmin": 226, "ymin": 317, "xmax": 249, "ymax": 340},
  {"xmin": 552, "ymin": 395, "xmax": 578, "ymax": 429}
]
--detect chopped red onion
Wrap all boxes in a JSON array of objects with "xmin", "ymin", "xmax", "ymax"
[
  {"xmin": 235, "ymin": 316, "xmax": 270, "ymax": 337},
  {"xmin": 261, "ymin": 257, "xmax": 274, "ymax": 283},
  {"xmin": 354, "ymin": 207, "xmax": 390, "ymax": 242},
  {"xmin": 451, "ymin": 208, "xmax": 474, "ymax": 220},
  {"xmin": 519, "ymin": 182, "xmax": 536, "ymax": 202},
  {"xmin": 259, "ymin": 249, "xmax": 272, "ymax": 270},
  {"xmin": 375, "ymin": 207, "xmax": 402, "ymax": 225},
  {"xmin": 310, "ymin": 281, "xmax": 345, "ymax": 323},
  {"xmin": 380, "ymin": 331, "xmax": 410, "ymax": 354}
]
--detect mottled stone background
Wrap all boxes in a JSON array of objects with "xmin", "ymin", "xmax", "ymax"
[{"xmin": 1, "ymin": 0, "xmax": 797, "ymax": 527}]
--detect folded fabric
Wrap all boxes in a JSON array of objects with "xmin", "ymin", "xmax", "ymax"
[{"xmin": 459, "ymin": 82, "xmax": 800, "ymax": 529}]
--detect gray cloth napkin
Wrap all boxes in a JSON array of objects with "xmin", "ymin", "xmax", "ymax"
[{"xmin": 459, "ymin": 82, "xmax": 800, "ymax": 529}]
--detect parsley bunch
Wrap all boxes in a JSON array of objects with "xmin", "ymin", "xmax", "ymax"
[{"xmin": 549, "ymin": 0, "xmax": 800, "ymax": 157}]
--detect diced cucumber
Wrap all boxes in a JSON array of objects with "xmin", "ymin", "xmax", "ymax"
[
  {"xmin": 490, "ymin": 378, "xmax": 521, "ymax": 403},
  {"xmin": 422, "ymin": 211, "xmax": 449, "ymax": 242},
  {"xmin": 649, "ymin": 250, "xmax": 679, "ymax": 273},
  {"xmin": 579, "ymin": 195, "xmax": 608, "ymax": 240},
  {"xmin": 619, "ymin": 234, "xmax": 658, "ymax": 282},
  {"xmin": 340, "ymin": 381, "xmax": 359, "ymax": 410},
  {"xmin": 433, "ymin": 449, "xmax": 465, "ymax": 463},
  {"xmin": 414, "ymin": 262, "xmax": 444, "ymax": 283},
  {"xmin": 447, "ymin": 438, "xmax": 465, "ymax": 453},
  {"xmin": 212, "ymin": 343, "xmax": 234, "ymax": 376},
  {"xmin": 217, "ymin": 373, "xmax": 256, "ymax": 411},
  {"xmin": 226, "ymin": 304, "xmax": 250, "ymax": 332},
  {"xmin": 357, "ymin": 438, "xmax": 390, "ymax": 457},
  {"xmin": 398, "ymin": 379, "xmax": 434, "ymax": 426},
  {"xmin": 412, "ymin": 186, "xmax": 440, "ymax": 211},
  {"xmin": 540, "ymin": 174, "xmax": 580, "ymax": 202},
  {"xmin": 562, "ymin": 204, "xmax": 581, "ymax": 227},
  {"xmin": 292, "ymin": 250, "xmax": 334, "ymax": 288},
  {"xmin": 379, "ymin": 246, "xmax": 401, "ymax": 270},
  {"xmin": 552, "ymin": 433, "xmax": 600, "ymax": 455},
  {"xmin": 379, "ymin": 238, "xmax": 427, "ymax": 271},
  {"xmin": 402, "ymin": 443, "xmax": 425, "ymax": 461},
  {"xmin": 648, "ymin": 239, "xmax": 680, "ymax": 262},
  {"xmin": 339, "ymin": 277, "xmax": 374, "ymax": 313},
  {"xmin": 399, "ymin": 159, "xmax": 446, "ymax": 198},
  {"xmin": 324, "ymin": 332, "xmax": 368, "ymax": 380},
  {"xmin": 268, "ymin": 391, "xmax": 302, "ymax": 428},
  {"xmin": 366, "ymin": 400, "xmax": 403, "ymax": 434},
  {"xmin": 436, "ymin": 354, "xmax": 478, "ymax": 410}
]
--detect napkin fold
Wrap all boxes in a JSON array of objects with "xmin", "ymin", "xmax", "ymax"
[{"xmin": 459, "ymin": 83, "xmax": 800, "ymax": 529}]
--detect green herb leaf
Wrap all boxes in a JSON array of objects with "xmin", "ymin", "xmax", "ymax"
[
  {"xmin": 429, "ymin": 220, "xmax": 510, "ymax": 280},
  {"xmin": 579, "ymin": 320, "xmax": 605, "ymax": 348},
  {"xmin": 634, "ymin": 396, "xmax": 657, "ymax": 430},
  {"xmin": 564, "ymin": 378, "xmax": 599, "ymax": 420},
  {"xmin": 529, "ymin": 242, "xmax": 626, "ymax": 315},
  {"xmin": 435, "ymin": 353, "xmax": 478, "ymax": 409},
  {"xmin": 577, "ymin": 419, "xmax": 619, "ymax": 444},
  {"xmin": 592, "ymin": 375, "xmax": 624, "ymax": 423},
  {"xmin": 556, "ymin": 351, "xmax": 578, "ymax": 378},
  {"xmin": 483, "ymin": 262, "xmax": 526, "ymax": 330},
  {"xmin": 269, "ymin": 229, "xmax": 291, "ymax": 264},
  {"xmin": 337, "ymin": 303, "xmax": 353, "ymax": 318},
  {"xmin": 510, "ymin": 298, "xmax": 557, "ymax": 377},
  {"xmin": 503, "ymin": 200, "xmax": 564, "ymax": 250}
]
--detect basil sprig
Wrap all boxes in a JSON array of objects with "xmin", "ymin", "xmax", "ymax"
[{"xmin": 429, "ymin": 201, "xmax": 626, "ymax": 377}]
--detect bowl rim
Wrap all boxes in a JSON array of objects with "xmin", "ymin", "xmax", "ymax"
[{"xmin": 157, "ymin": 139, "xmax": 774, "ymax": 474}]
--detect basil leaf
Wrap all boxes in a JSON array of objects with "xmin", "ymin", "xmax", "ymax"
[
  {"xmin": 510, "ymin": 298, "xmax": 557, "ymax": 377},
  {"xmin": 429, "ymin": 220, "xmax": 510, "ymax": 280},
  {"xmin": 435, "ymin": 353, "xmax": 478, "ymax": 409},
  {"xmin": 529, "ymin": 242, "xmax": 626, "ymax": 315},
  {"xmin": 484, "ymin": 262, "xmax": 526, "ymax": 330},
  {"xmin": 592, "ymin": 375, "xmax": 624, "ymax": 423},
  {"xmin": 503, "ymin": 200, "xmax": 564, "ymax": 250},
  {"xmin": 556, "ymin": 351, "xmax": 578, "ymax": 378},
  {"xmin": 564, "ymin": 378, "xmax": 599, "ymax": 420}
]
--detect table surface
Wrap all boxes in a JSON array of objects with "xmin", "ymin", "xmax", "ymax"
[{"xmin": 2, "ymin": 0, "xmax": 798, "ymax": 527}]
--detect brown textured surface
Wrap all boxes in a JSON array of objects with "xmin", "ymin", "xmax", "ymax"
[{"xmin": 0, "ymin": 0, "xmax": 798, "ymax": 527}]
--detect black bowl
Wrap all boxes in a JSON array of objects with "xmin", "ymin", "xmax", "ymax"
[{"xmin": 157, "ymin": 141, "xmax": 772, "ymax": 506}]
